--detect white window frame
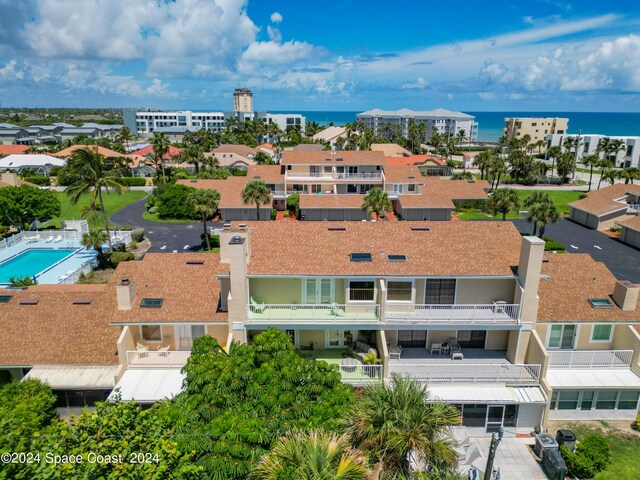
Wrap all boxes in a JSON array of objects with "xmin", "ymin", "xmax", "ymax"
[
  {"xmin": 590, "ymin": 324, "xmax": 613, "ymax": 343},
  {"xmin": 347, "ymin": 278, "xmax": 376, "ymax": 303},
  {"xmin": 325, "ymin": 329, "xmax": 358, "ymax": 348},
  {"xmin": 386, "ymin": 278, "xmax": 414, "ymax": 303},
  {"xmin": 546, "ymin": 324, "xmax": 578, "ymax": 350},
  {"xmin": 140, "ymin": 325, "xmax": 163, "ymax": 343},
  {"xmin": 302, "ymin": 278, "xmax": 335, "ymax": 305}
]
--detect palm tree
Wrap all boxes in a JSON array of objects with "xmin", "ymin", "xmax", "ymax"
[
  {"xmin": 455, "ymin": 129, "xmax": 468, "ymax": 146},
  {"xmin": 65, "ymin": 146, "xmax": 126, "ymax": 251},
  {"xmin": 596, "ymin": 159, "xmax": 614, "ymax": 189},
  {"xmin": 304, "ymin": 121, "xmax": 322, "ymax": 138},
  {"xmin": 151, "ymin": 132, "xmax": 170, "ymax": 185},
  {"xmin": 620, "ymin": 167, "xmax": 640, "ymax": 184},
  {"xmin": 608, "ymin": 139, "xmax": 626, "ymax": 167},
  {"xmin": 582, "ymin": 154, "xmax": 600, "ymax": 191},
  {"xmin": 81, "ymin": 229, "xmax": 110, "ymax": 268},
  {"xmin": 547, "ymin": 145, "xmax": 562, "ymax": 181},
  {"xmin": 116, "ymin": 126, "xmax": 133, "ymax": 152},
  {"xmin": 178, "ymin": 144, "xmax": 204, "ymax": 174},
  {"xmin": 472, "ymin": 150, "xmax": 494, "ymax": 180},
  {"xmin": 361, "ymin": 187, "xmax": 392, "ymax": 220},
  {"xmin": 186, "ymin": 189, "xmax": 220, "ymax": 251},
  {"xmin": 524, "ymin": 192, "xmax": 554, "ymax": 235},
  {"xmin": 556, "ymin": 152, "xmax": 576, "ymax": 185},
  {"xmin": 429, "ymin": 131, "xmax": 442, "ymax": 151},
  {"xmin": 601, "ymin": 168, "xmax": 618, "ymax": 187},
  {"xmin": 242, "ymin": 180, "xmax": 271, "ymax": 221},
  {"xmin": 528, "ymin": 201, "xmax": 560, "ymax": 238},
  {"xmin": 488, "ymin": 188, "xmax": 520, "ymax": 221},
  {"xmin": 535, "ymin": 139, "xmax": 546, "ymax": 154},
  {"xmin": 344, "ymin": 375, "xmax": 460, "ymax": 476},
  {"xmin": 250, "ymin": 430, "xmax": 370, "ymax": 480},
  {"xmin": 488, "ymin": 156, "xmax": 507, "ymax": 190}
]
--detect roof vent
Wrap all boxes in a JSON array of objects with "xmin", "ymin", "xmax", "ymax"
[
  {"xmin": 229, "ymin": 235, "xmax": 245, "ymax": 245},
  {"xmin": 0, "ymin": 295, "xmax": 13, "ymax": 303},
  {"xmin": 410, "ymin": 226, "xmax": 430, "ymax": 231},
  {"xmin": 19, "ymin": 299, "xmax": 39, "ymax": 305},
  {"xmin": 588, "ymin": 298, "xmax": 614, "ymax": 309},
  {"xmin": 120, "ymin": 276, "xmax": 131, "ymax": 286},
  {"xmin": 186, "ymin": 259, "xmax": 205, "ymax": 265},
  {"xmin": 467, "ymin": 180, "xmax": 475, "ymax": 183},
  {"xmin": 325, "ymin": 158, "xmax": 332, "ymax": 161},
  {"xmin": 253, "ymin": 176, "xmax": 260, "ymax": 179},
  {"xmin": 73, "ymin": 299, "xmax": 92, "ymax": 305},
  {"xmin": 387, "ymin": 254, "xmax": 407, "ymax": 262},
  {"xmin": 350, "ymin": 252, "xmax": 372, "ymax": 262},
  {"xmin": 328, "ymin": 226, "xmax": 346, "ymax": 231}
]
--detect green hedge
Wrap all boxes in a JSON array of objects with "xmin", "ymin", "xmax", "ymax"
[
  {"xmin": 154, "ymin": 184, "xmax": 199, "ymax": 220},
  {"xmin": 543, "ymin": 236, "xmax": 565, "ymax": 251},
  {"xmin": 21, "ymin": 175, "xmax": 50, "ymax": 186},
  {"xmin": 561, "ymin": 434, "xmax": 610, "ymax": 479},
  {"xmin": 116, "ymin": 177, "xmax": 147, "ymax": 186},
  {"xmin": 109, "ymin": 251, "xmax": 135, "ymax": 266},
  {"xmin": 131, "ymin": 228, "xmax": 144, "ymax": 242}
]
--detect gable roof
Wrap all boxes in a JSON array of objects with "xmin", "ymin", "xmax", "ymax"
[
  {"xmin": 385, "ymin": 154, "xmax": 446, "ymax": 167},
  {"xmin": 299, "ymin": 194, "xmax": 366, "ymax": 209},
  {"xmin": 383, "ymin": 164, "xmax": 424, "ymax": 183},
  {"xmin": 371, "ymin": 143, "xmax": 412, "ymax": 157},
  {"xmin": 568, "ymin": 184, "xmax": 640, "ymax": 216},
  {"xmin": 176, "ymin": 177, "xmax": 268, "ymax": 209},
  {"xmin": 54, "ymin": 145, "xmax": 128, "ymax": 158},
  {"xmin": 281, "ymin": 150, "xmax": 385, "ymax": 165},
  {"xmin": 0, "ymin": 145, "xmax": 29, "ymax": 155},
  {"xmin": 213, "ymin": 144, "xmax": 257, "ymax": 158},
  {"xmin": 398, "ymin": 177, "xmax": 489, "ymax": 209},
  {"xmin": 246, "ymin": 165, "xmax": 285, "ymax": 184},
  {"xmin": 312, "ymin": 126, "xmax": 347, "ymax": 142},
  {"xmin": 620, "ymin": 216, "xmax": 640, "ymax": 232},
  {"xmin": 131, "ymin": 144, "xmax": 182, "ymax": 160}
]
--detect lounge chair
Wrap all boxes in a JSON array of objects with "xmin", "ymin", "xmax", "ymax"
[
  {"xmin": 45, "ymin": 234, "xmax": 54, "ymax": 243},
  {"xmin": 157, "ymin": 345, "xmax": 170, "ymax": 357},
  {"xmin": 135, "ymin": 343, "xmax": 149, "ymax": 360},
  {"xmin": 53, "ymin": 235, "xmax": 62, "ymax": 243},
  {"xmin": 250, "ymin": 296, "xmax": 265, "ymax": 314},
  {"xmin": 448, "ymin": 337, "xmax": 464, "ymax": 360},
  {"xmin": 430, "ymin": 342, "xmax": 442, "ymax": 355}
]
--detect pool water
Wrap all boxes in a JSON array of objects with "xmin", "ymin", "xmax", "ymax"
[{"xmin": 0, "ymin": 249, "xmax": 78, "ymax": 284}]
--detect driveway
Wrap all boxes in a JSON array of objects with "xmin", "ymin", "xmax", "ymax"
[
  {"xmin": 110, "ymin": 196, "xmax": 223, "ymax": 253},
  {"xmin": 510, "ymin": 218, "xmax": 640, "ymax": 283}
]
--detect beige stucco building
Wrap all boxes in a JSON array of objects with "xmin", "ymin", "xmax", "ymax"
[{"xmin": 504, "ymin": 117, "xmax": 568, "ymax": 144}]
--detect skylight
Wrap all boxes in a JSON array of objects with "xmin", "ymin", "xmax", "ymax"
[
  {"xmin": 350, "ymin": 252, "xmax": 372, "ymax": 262},
  {"xmin": 387, "ymin": 254, "xmax": 407, "ymax": 262},
  {"xmin": 0, "ymin": 295, "xmax": 12, "ymax": 303},
  {"xmin": 140, "ymin": 298, "xmax": 164, "ymax": 308},
  {"xmin": 588, "ymin": 298, "xmax": 614, "ymax": 309}
]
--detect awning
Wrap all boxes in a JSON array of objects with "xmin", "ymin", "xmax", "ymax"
[
  {"xmin": 546, "ymin": 368, "xmax": 640, "ymax": 389},
  {"xmin": 24, "ymin": 365, "xmax": 119, "ymax": 389},
  {"xmin": 428, "ymin": 383, "xmax": 547, "ymax": 404},
  {"xmin": 109, "ymin": 369, "xmax": 185, "ymax": 403}
]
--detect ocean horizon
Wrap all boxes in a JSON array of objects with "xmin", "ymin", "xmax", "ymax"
[{"xmin": 270, "ymin": 111, "xmax": 640, "ymax": 142}]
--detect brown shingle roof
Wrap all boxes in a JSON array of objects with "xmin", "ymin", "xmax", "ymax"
[
  {"xmin": 620, "ymin": 215, "xmax": 640, "ymax": 232},
  {"xmin": 242, "ymin": 221, "xmax": 522, "ymax": 276},
  {"xmin": 0, "ymin": 145, "xmax": 29, "ymax": 155},
  {"xmin": 371, "ymin": 143, "xmax": 411, "ymax": 157},
  {"xmin": 108, "ymin": 253, "xmax": 228, "ymax": 324},
  {"xmin": 568, "ymin": 184, "xmax": 640, "ymax": 216},
  {"xmin": 0, "ymin": 284, "xmax": 120, "ymax": 366},
  {"xmin": 281, "ymin": 150, "xmax": 385, "ymax": 165},
  {"xmin": 246, "ymin": 165, "xmax": 285, "ymax": 184},
  {"xmin": 213, "ymin": 144, "xmax": 257, "ymax": 158},
  {"xmin": 176, "ymin": 177, "xmax": 269, "ymax": 209},
  {"xmin": 398, "ymin": 178, "xmax": 489, "ymax": 209},
  {"xmin": 383, "ymin": 164, "xmax": 425, "ymax": 183},
  {"xmin": 538, "ymin": 254, "xmax": 640, "ymax": 322},
  {"xmin": 299, "ymin": 194, "xmax": 366, "ymax": 209}
]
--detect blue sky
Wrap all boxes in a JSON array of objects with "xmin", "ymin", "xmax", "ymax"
[{"xmin": 0, "ymin": 0, "xmax": 639, "ymax": 111}]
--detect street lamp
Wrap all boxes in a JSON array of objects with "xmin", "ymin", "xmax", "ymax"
[{"xmin": 484, "ymin": 426, "xmax": 504, "ymax": 480}]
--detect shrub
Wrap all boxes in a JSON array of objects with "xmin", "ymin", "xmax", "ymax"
[
  {"xmin": 283, "ymin": 210, "xmax": 290, "ymax": 218},
  {"xmin": 115, "ymin": 176, "xmax": 146, "ymax": 186},
  {"xmin": 579, "ymin": 193, "xmax": 588, "ymax": 199},
  {"xmin": 109, "ymin": 251, "xmax": 135, "ymax": 266},
  {"xmin": 270, "ymin": 209, "xmax": 277, "ymax": 220},
  {"xmin": 543, "ymin": 236, "xmax": 565, "ymax": 251},
  {"xmin": 561, "ymin": 434, "xmax": 610, "ymax": 479},
  {"xmin": 609, "ymin": 224, "xmax": 621, "ymax": 233},
  {"xmin": 21, "ymin": 175, "xmax": 50, "ymax": 186},
  {"xmin": 632, "ymin": 413, "xmax": 640, "ymax": 431},
  {"xmin": 8, "ymin": 275, "xmax": 37, "ymax": 287},
  {"xmin": 200, "ymin": 234, "xmax": 220, "ymax": 250},
  {"xmin": 128, "ymin": 241, "xmax": 138, "ymax": 250},
  {"xmin": 155, "ymin": 184, "xmax": 199, "ymax": 219},
  {"xmin": 229, "ymin": 168, "xmax": 247, "ymax": 176},
  {"xmin": 0, "ymin": 370, "xmax": 11, "ymax": 386},
  {"xmin": 131, "ymin": 227, "xmax": 145, "ymax": 242},
  {"xmin": 117, "ymin": 225, "xmax": 134, "ymax": 231}
]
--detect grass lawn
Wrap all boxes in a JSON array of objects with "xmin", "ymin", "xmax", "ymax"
[
  {"xmin": 46, "ymin": 190, "xmax": 147, "ymax": 228},
  {"xmin": 515, "ymin": 189, "xmax": 583, "ymax": 215},
  {"xmin": 142, "ymin": 210, "xmax": 195, "ymax": 223},
  {"xmin": 456, "ymin": 211, "xmax": 522, "ymax": 221},
  {"xmin": 562, "ymin": 423, "xmax": 640, "ymax": 479}
]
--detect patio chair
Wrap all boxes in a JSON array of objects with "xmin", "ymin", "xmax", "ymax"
[
  {"xmin": 430, "ymin": 342, "xmax": 442, "ymax": 355},
  {"xmin": 331, "ymin": 305, "xmax": 346, "ymax": 317},
  {"xmin": 250, "ymin": 296, "xmax": 265, "ymax": 314},
  {"xmin": 53, "ymin": 235, "xmax": 62, "ymax": 243},
  {"xmin": 157, "ymin": 345, "xmax": 170, "ymax": 357},
  {"xmin": 135, "ymin": 343, "xmax": 149, "ymax": 359},
  {"xmin": 45, "ymin": 234, "xmax": 54, "ymax": 243},
  {"xmin": 449, "ymin": 337, "xmax": 464, "ymax": 360}
]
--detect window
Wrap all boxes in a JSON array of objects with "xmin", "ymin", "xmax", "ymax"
[
  {"xmin": 461, "ymin": 404, "xmax": 487, "ymax": 427},
  {"xmin": 141, "ymin": 325, "xmax": 162, "ymax": 342},
  {"xmin": 408, "ymin": 184, "xmax": 416, "ymax": 192},
  {"xmin": 387, "ymin": 281, "xmax": 412, "ymax": 302},
  {"xmin": 591, "ymin": 325, "xmax": 613, "ymax": 342},
  {"xmin": 140, "ymin": 298, "xmax": 163, "ymax": 308},
  {"xmin": 425, "ymin": 279, "xmax": 456, "ymax": 304},
  {"xmin": 595, "ymin": 390, "xmax": 617, "ymax": 410},
  {"xmin": 618, "ymin": 391, "xmax": 640, "ymax": 410},
  {"xmin": 387, "ymin": 254, "xmax": 407, "ymax": 262},
  {"xmin": 558, "ymin": 391, "xmax": 579, "ymax": 410},
  {"xmin": 350, "ymin": 253, "xmax": 372, "ymax": 262},
  {"xmin": 349, "ymin": 280, "xmax": 375, "ymax": 301},
  {"xmin": 588, "ymin": 298, "xmax": 613, "ymax": 309},
  {"xmin": 548, "ymin": 324, "xmax": 576, "ymax": 349},
  {"xmin": 284, "ymin": 329, "xmax": 298, "ymax": 346},
  {"xmin": 581, "ymin": 391, "xmax": 595, "ymax": 410}
]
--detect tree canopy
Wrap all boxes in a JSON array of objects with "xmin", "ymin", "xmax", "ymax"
[{"xmin": 0, "ymin": 185, "xmax": 61, "ymax": 229}]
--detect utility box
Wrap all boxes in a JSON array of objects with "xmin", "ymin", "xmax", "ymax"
[
  {"xmin": 534, "ymin": 433, "xmax": 558, "ymax": 458},
  {"xmin": 543, "ymin": 448, "xmax": 568, "ymax": 480},
  {"xmin": 556, "ymin": 429, "xmax": 576, "ymax": 452}
]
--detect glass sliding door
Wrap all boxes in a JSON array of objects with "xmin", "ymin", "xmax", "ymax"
[
  {"xmin": 486, "ymin": 405, "xmax": 504, "ymax": 433},
  {"xmin": 548, "ymin": 325, "xmax": 576, "ymax": 349},
  {"xmin": 326, "ymin": 330, "xmax": 357, "ymax": 348},
  {"xmin": 425, "ymin": 279, "xmax": 456, "ymax": 304},
  {"xmin": 177, "ymin": 325, "xmax": 206, "ymax": 350},
  {"xmin": 397, "ymin": 330, "xmax": 427, "ymax": 348},
  {"xmin": 304, "ymin": 278, "xmax": 334, "ymax": 304}
]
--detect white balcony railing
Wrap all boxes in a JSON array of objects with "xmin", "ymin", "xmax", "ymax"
[
  {"xmin": 390, "ymin": 363, "xmax": 541, "ymax": 383},
  {"xmin": 285, "ymin": 172, "xmax": 383, "ymax": 181},
  {"xmin": 246, "ymin": 304, "xmax": 380, "ymax": 323},
  {"xmin": 126, "ymin": 350, "xmax": 191, "ymax": 368},
  {"xmin": 548, "ymin": 350, "xmax": 633, "ymax": 369},
  {"xmin": 627, "ymin": 204, "xmax": 640, "ymax": 213},
  {"xmin": 271, "ymin": 190, "xmax": 305, "ymax": 197},
  {"xmin": 384, "ymin": 304, "xmax": 519, "ymax": 324},
  {"xmin": 348, "ymin": 288, "xmax": 376, "ymax": 302},
  {"xmin": 338, "ymin": 364, "xmax": 383, "ymax": 384}
]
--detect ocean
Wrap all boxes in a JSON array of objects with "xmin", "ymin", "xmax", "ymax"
[{"xmin": 272, "ymin": 111, "xmax": 640, "ymax": 142}]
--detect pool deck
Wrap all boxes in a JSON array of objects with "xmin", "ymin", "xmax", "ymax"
[{"xmin": 0, "ymin": 237, "xmax": 97, "ymax": 286}]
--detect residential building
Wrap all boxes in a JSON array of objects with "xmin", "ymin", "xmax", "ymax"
[
  {"xmin": 209, "ymin": 144, "xmax": 258, "ymax": 170},
  {"xmin": 265, "ymin": 113, "xmax": 306, "ymax": 133},
  {"xmin": 384, "ymin": 154, "xmax": 452, "ymax": 176},
  {"xmin": 619, "ymin": 216, "xmax": 640, "ymax": 249},
  {"xmin": 312, "ymin": 126, "xmax": 347, "ymax": 147},
  {"xmin": 0, "ymin": 128, "xmax": 32, "ymax": 145},
  {"xmin": 568, "ymin": 183, "xmax": 640, "ymax": 229},
  {"xmin": 371, "ymin": 143, "xmax": 412, "ymax": 157},
  {"xmin": 0, "ymin": 154, "xmax": 66, "ymax": 175},
  {"xmin": 504, "ymin": 117, "xmax": 568, "ymax": 144},
  {"xmin": 151, "ymin": 126, "xmax": 201, "ymax": 142},
  {"xmin": 357, "ymin": 108, "xmax": 478, "ymax": 143},
  {"xmin": 233, "ymin": 88, "xmax": 254, "ymax": 113},
  {"xmin": 547, "ymin": 133, "xmax": 640, "ymax": 168}
]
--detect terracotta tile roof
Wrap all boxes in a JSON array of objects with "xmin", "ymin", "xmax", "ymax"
[
  {"xmin": 384, "ymin": 155, "xmax": 446, "ymax": 167},
  {"xmin": 53, "ymin": 145, "xmax": 128, "ymax": 158},
  {"xmin": 108, "ymin": 253, "xmax": 228, "ymax": 324},
  {"xmin": 299, "ymin": 194, "xmax": 366, "ymax": 209},
  {"xmin": 568, "ymin": 184, "xmax": 640, "ymax": 216},
  {"xmin": 0, "ymin": 284, "xmax": 120, "ymax": 366},
  {"xmin": 281, "ymin": 150, "xmax": 385, "ymax": 165},
  {"xmin": 371, "ymin": 143, "xmax": 412, "ymax": 157},
  {"xmin": 620, "ymin": 216, "xmax": 640, "ymax": 231},
  {"xmin": 398, "ymin": 178, "xmax": 489, "ymax": 209},
  {"xmin": 257, "ymin": 143, "xmax": 275, "ymax": 150},
  {"xmin": 246, "ymin": 165, "xmax": 285, "ymax": 184},
  {"xmin": 538, "ymin": 254, "xmax": 640, "ymax": 322},
  {"xmin": 131, "ymin": 145, "xmax": 182, "ymax": 160},
  {"xmin": 383, "ymin": 164, "xmax": 425, "ymax": 183},
  {"xmin": 0, "ymin": 145, "xmax": 29, "ymax": 155},
  {"xmin": 241, "ymin": 221, "xmax": 522, "ymax": 276},
  {"xmin": 176, "ymin": 177, "xmax": 266, "ymax": 209}
]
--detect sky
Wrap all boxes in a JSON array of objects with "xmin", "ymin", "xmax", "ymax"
[{"xmin": 0, "ymin": 0, "xmax": 639, "ymax": 111}]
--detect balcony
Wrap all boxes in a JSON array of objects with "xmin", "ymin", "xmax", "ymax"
[
  {"xmin": 390, "ymin": 362, "xmax": 541, "ymax": 383},
  {"xmin": 548, "ymin": 350, "xmax": 633, "ymax": 369},
  {"xmin": 246, "ymin": 303, "xmax": 380, "ymax": 324},
  {"xmin": 126, "ymin": 350, "xmax": 191, "ymax": 368},
  {"xmin": 384, "ymin": 304, "xmax": 519, "ymax": 325},
  {"xmin": 271, "ymin": 190, "xmax": 304, "ymax": 198},
  {"xmin": 299, "ymin": 349, "xmax": 383, "ymax": 385},
  {"xmin": 285, "ymin": 171, "xmax": 383, "ymax": 182}
]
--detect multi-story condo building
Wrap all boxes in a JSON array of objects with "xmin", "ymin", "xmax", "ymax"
[
  {"xmin": 233, "ymin": 87, "xmax": 254, "ymax": 112},
  {"xmin": 547, "ymin": 133, "xmax": 640, "ymax": 168},
  {"xmin": 503, "ymin": 117, "xmax": 568, "ymax": 144},
  {"xmin": 1, "ymin": 222, "xmax": 639, "ymax": 433},
  {"xmin": 356, "ymin": 108, "xmax": 478, "ymax": 143}
]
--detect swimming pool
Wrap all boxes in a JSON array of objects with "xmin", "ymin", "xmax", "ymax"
[{"xmin": 0, "ymin": 248, "xmax": 80, "ymax": 284}]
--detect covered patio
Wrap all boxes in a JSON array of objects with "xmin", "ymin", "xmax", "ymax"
[
  {"xmin": 390, "ymin": 347, "xmax": 511, "ymax": 364},
  {"xmin": 298, "ymin": 348, "xmax": 383, "ymax": 385}
]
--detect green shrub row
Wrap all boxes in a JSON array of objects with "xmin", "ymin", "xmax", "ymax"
[{"xmin": 560, "ymin": 434, "xmax": 610, "ymax": 479}]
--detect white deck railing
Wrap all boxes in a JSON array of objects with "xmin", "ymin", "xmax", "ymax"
[
  {"xmin": 390, "ymin": 363, "xmax": 541, "ymax": 383},
  {"xmin": 126, "ymin": 350, "xmax": 191, "ymax": 368},
  {"xmin": 548, "ymin": 350, "xmax": 633, "ymax": 368},
  {"xmin": 285, "ymin": 172, "xmax": 383, "ymax": 181},
  {"xmin": 385, "ymin": 304, "xmax": 519, "ymax": 324},
  {"xmin": 271, "ymin": 190, "xmax": 304, "ymax": 197},
  {"xmin": 338, "ymin": 364, "xmax": 383, "ymax": 384},
  {"xmin": 246, "ymin": 303, "xmax": 380, "ymax": 323},
  {"xmin": 627, "ymin": 204, "xmax": 640, "ymax": 213}
]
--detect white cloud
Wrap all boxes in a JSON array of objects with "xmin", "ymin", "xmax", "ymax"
[
  {"xmin": 270, "ymin": 12, "xmax": 283, "ymax": 23},
  {"xmin": 401, "ymin": 77, "xmax": 428, "ymax": 90}
]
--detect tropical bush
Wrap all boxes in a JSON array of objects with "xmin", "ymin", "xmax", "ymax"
[
  {"xmin": 20, "ymin": 174, "xmax": 50, "ymax": 186},
  {"xmin": 109, "ymin": 251, "xmax": 134, "ymax": 266},
  {"xmin": 8, "ymin": 275, "xmax": 37, "ymax": 287},
  {"xmin": 270, "ymin": 209, "xmax": 277, "ymax": 220},
  {"xmin": 543, "ymin": 236, "xmax": 565, "ymax": 251},
  {"xmin": 561, "ymin": 434, "xmax": 610, "ymax": 479},
  {"xmin": 131, "ymin": 227, "xmax": 145, "ymax": 242},
  {"xmin": 115, "ymin": 176, "xmax": 147, "ymax": 186},
  {"xmin": 154, "ymin": 184, "xmax": 199, "ymax": 219},
  {"xmin": 632, "ymin": 413, "xmax": 640, "ymax": 431}
]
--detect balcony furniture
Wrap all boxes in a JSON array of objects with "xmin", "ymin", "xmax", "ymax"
[
  {"xmin": 250, "ymin": 296, "xmax": 265, "ymax": 314},
  {"xmin": 440, "ymin": 344, "xmax": 451, "ymax": 356},
  {"xmin": 157, "ymin": 345, "xmax": 170, "ymax": 357},
  {"xmin": 449, "ymin": 337, "xmax": 464, "ymax": 360},
  {"xmin": 389, "ymin": 346, "xmax": 402, "ymax": 360},
  {"xmin": 493, "ymin": 300, "xmax": 507, "ymax": 314},
  {"xmin": 45, "ymin": 234, "xmax": 54, "ymax": 243},
  {"xmin": 352, "ymin": 341, "xmax": 377, "ymax": 361},
  {"xmin": 135, "ymin": 343, "xmax": 149, "ymax": 359},
  {"xmin": 430, "ymin": 343, "xmax": 442, "ymax": 355},
  {"xmin": 341, "ymin": 357, "xmax": 358, "ymax": 373},
  {"xmin": 53, "ymin": 235, "xmax": 62, "ymax": 243},
  {"xmin": 331, "ymin": 305, "xmax": 346, "ymax": 317}
]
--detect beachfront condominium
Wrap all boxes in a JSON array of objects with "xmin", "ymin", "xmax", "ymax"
[
  {"xmin": 356, "ymin": 108, "xmax": 478, "ymax": 143},
  {"xmin": 504, "ymin": 117, "xmax": 568, "ymax": 144},
  {"xmin": 546, "ymin": 133, "xmax": 640, "ymax": 168},
  {"xmin": 234, "ymin": 88, "xmax": 254, "ymax": 113}
]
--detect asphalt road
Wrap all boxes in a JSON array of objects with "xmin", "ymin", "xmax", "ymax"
[
  {"xmin": 110, "ymin": 196, "xmax": 223, "ymax": 253},
  {"xmin": 510, "ymin": 218, "xmax": 640, "ymax": 283}
]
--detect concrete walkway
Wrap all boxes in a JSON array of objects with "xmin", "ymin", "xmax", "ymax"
[{"xmin": 459, "ymin": 437, "xmax": 548, "ymax": 479}]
